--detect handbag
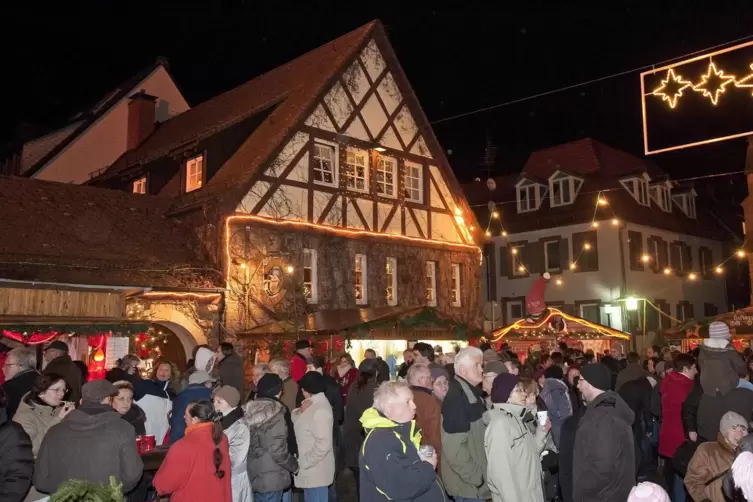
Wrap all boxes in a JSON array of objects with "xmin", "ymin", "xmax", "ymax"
[{"xmin": 672, "ymin": 439, "xmax": 700, "ymax": 477}]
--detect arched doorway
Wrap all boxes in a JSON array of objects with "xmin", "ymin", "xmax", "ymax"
[{"xmin": 144, "ymin": 304, "xmax": 209, "ymax": 363}]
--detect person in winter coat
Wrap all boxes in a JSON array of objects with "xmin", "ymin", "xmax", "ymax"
[
  {"xmin": 722, "ymin": 433, "xmax": 753, "ymax": 502},
  {"xmin": 105, "ymin": 354, "xmax": 142, "ymax": 387},
  {"xmin": 699, "ymin": 322, "xmax": 746, "ymax": 397},
  {"xmin": 359, "ymin": 381, "xmax": 444, "ymax": 502},
  {"xmin": 42, "ymin": 341, "xmax": 83, "ymax": 403},
  {"xmin": 293, "ymin": 372, "xmax": 336, "ymax": 501},
  {"xmin": 558, "ymin": 405, "xmax": 584, "ymax": 502},
  {"xmin": 134, "ymin": 364, "xmax": 174, "ymax": 446},
  {"xmin": 0, "ymin": 387, "xmax": 33, "ymax": 502},
  {"xmin": 364, "ymin": 349, "xmax": 390, "ymax": 384},
  {"xmin": 308, "ymin": 355, "xmax": 345, "ymax": 426},
  {"xmin": 431, "ymin": 365, "xmax": 450, "ymax": 402},
  {"xmin": 213, "ymin": 386, "xmax": 253, "ymax": 502},
  {"xmin": 291, "ymin": 339, "xmax": 312, "ymax": 383},
  {"xmin": 441, "ymin": 346, "xmax": 490, "ymax": 502},
  {"xmin": 154, "ymin": 399, "xmax": 231, "ymax": 502},
  {"xmin": 485, "ymin": 374, "xmax": 550, "ymax": 502},
  {"xmin": 343, "ymin": 359, "xmax": 379, "ymax": 494},
  {"xmin": 34, "ymin": 380, "xmax": 143, "ymax": 496},
  {"xmin": 616, "ymin": 352, "xmax": 650, "ymax": 392},
  {"xmin": 244, "ymin": 377, "xmax": 299, "ymax": 501},
  {"xmin": 216, "ymin": 343, "xmax": 246, "ymax": 398},
  {"xmin": 111, "ymin": 380, "xmax": 147, "ymax": 435},
  {"xmin": 170, "ymin": 370, "xmax": 215, "ymax": 444},
  {"xmin": 564, "ymin": 365, "xmax": 582, "ymax": 415},
  {"xmin": 685, "ymin": 411, "xmax": 748, "ymax": 502},
  {"xmin": 2, "ymin": 348, "xmax": 39, "ymax": 419},
  {"xmin": 573, "ymin": 363, "xmax": 636, "ymax": 502},
  {"xmin": 619, "ymin": 376, "xmax": 654, "ymax": 477},
  {"xmin": 270, "ymin": 358, "xmax": 301, "ymax": 412},
  {"xmin": 407, "ymin": 363, "xmax": 443, "ymax": 471},
  {"xmin": 539, "ymin": 365, "xmax": 572, "ymax": 447},
  {"xmin": 13, "ymin": 373, "xmax": 72, "ymax": 458},
  {"xmin": 180, "ymin": 346, "xmax": 216, "ymax": 392},
  {"xmin": 333, "ymin": 354, "xmax": 359, "ymax": 405}
]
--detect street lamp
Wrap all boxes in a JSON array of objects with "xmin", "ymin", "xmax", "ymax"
[{"xmin": 625, "ymin": 297, "xmax": 639, "ymax": 311}]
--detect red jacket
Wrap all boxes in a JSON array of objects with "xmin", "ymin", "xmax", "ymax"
[
  {"xmin": 153, "ymin": 422, "xmax": 231, "ymax": 502},
  {"xmin": 658, "ymin": 371, "xmax": 695, "ymax": 458},
  {"xmin": 291, "ymin": 353, "xmax": 308, "ymax": 383}
]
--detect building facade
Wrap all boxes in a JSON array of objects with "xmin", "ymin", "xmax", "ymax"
[{"xmin": 467, "ymin": 139, "xmax": 739, "ymax": 339}]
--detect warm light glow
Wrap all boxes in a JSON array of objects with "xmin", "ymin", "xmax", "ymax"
[
  {"xmin": 737, "ymin": 249, "xmax": 746, "ymax": 258},
  {"xmin": 454, "ymin": 208, "xmax": 462, "ymax": 216},
  {"xmin": 501, "ymin": 230, "xmax": 508, "ymax": 237},
  {"xmin": 592, "ymin": 221, "xmax": 599, "ymax": 228},
  {"xmin": 491, "ymin": 211, "xmax": 500, "ymax": 219},
  {"xmin": 555, "ymin": 279, "xmax": 563, "ymax": 286},
  {"xmin": 569, "ymin": 263, "xmax": 576, "ymax": 270},
  {"xmin": 583, "ymin": 243, "xmax": 592, "ymax": 250},
  {"xmin": 611, "ymin": 218, "xmax": 619, "ymax": 226},
  {"xmin": 518, "ymin": 265, "xmax": 526, "ymax": 273},
  {"xmin": 626, "ymin": 297, "xmax": 639, "ymax": 311},
  {"xmin": 597, "ymin": 197, "xmax": 608, "ymax": 206},
  {"xmin": 240, "ymin": 263, "xmax": 247, "ymax": 269},
  {"xmin": 715, "ymin": 266, "xmax": 723, "ymax": 275},
  {"xmin": 641, "ymin": 254, "xmax": 650, "ymax": 263},
  {"xmin": 485, "ymin": 230, "xmax": 491, "ymax": 237},
  {"xmin": 688, "ymin": 272, "xmax": 698, "ymax": 281},
  {"xmin": 737, "ymin": 63, "xmax": 753, "ymax": 93},
  {"xmin": 141, "ymin": 291, "xmax": 222, "ymax": 300},
  {"xmin": 692, "ymin": 62, "xmax": 736, "ymax": 105},
  {"xmin": 470, "ymin": 226, "xmax": 475, "ymax": 231},
  {"xmin": 651, "ymin": 68, "xmax": 692, "ymax": 109},
  {"xmin": 511, "ymin": 248, "xmax": 518, "ymax": 255},
  {"xmin": 93, "ymin": 348, "xmax": 105, "ymax": 362},
  {"xmin": 374, "ymin": 146, "xmax": 387, "ymax": 152},
  {"xmin": 286, "ymin": 265, "xmax": 294, "ymax": 274},
  {"xmin": 663, "ymin": 267, "xmax": 672, "ymax": 275},
  {"xmin": 490, "ymin": 307, "xmax": 630, "ymax": 341}
]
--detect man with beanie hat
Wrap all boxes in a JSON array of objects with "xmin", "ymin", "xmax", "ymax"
[
  {"xmin": 293, "ymin": 371, "xmax": 335, "ymax": 500},
  {"xmin": 291, "ymin": 339, "xmax": 312, "ymax": 383},
  {"xmin": 485, "ymin": 373, "xmax": 550, "ymax": 502},
  {"xmin": 699, "ymin": 321, "xmax": 746, "ymax": 397},
  {"xmin": 255, "ymin": 373, "xmax": 297, "ymax": 458},
  {"xmin": 572, "ymin": 363, "xmax": 635, "ymax": 502}
]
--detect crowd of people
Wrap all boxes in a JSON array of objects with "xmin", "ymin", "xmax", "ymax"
[{"xmin": 2, "ymin": 326, "xmax": 753, "ymax": 501}]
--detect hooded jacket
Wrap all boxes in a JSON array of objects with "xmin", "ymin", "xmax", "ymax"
[
  {"xmin": 698, "ymin": 341, "xmax": 746, "ymax": 397},
  {"xmin": 540, "ymin": 377, "xmax": 572, "ymax": 447},
  {"xmin": 658, "ymin": 370, "xmax": 695, "ymax": 457},
  {"xmin": 484, "ymin": 403, "xmax": 548, "ymax": 502},
  {"xmin": 43, "ymin": 354, "xmax": 83, "ymax": 403},
  {"xmin": 12, "ymin": 393, "xmax": 62, "ymax": 457},
  {"xmin": 33, "ymin": 402, "xmax": 143, "ymax": 495},
  {"xmin": 573, "ymin": 390, "xmax": 635, "ymax": 502},
  {"xmin": 0, "ymin": 407, "xmax": 33, "ymax": 502},
  {"xmin": 359, "ymin": 408, "xmax": 445, "ymax": 502},
  {"xmin": 245, "ymin": 398, "xmax": 298, "ymax": 494},
  {"xmin": 134, "ymin": 379, "xmax": 173, "ymax": 446}
]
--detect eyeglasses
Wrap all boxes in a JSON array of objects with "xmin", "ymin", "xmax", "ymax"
[
  {"xmin": 47, "ymin": 387, "xmax": 67, "ymax": 394},
  {"xmin": 2, "ymin": 362, "xmax": 19, "ymax": 369}
]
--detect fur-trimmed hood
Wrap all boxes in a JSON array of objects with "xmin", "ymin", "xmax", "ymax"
[{"xmin": 243, "ymin": 398, "xmax": 286, "ymax": 428}]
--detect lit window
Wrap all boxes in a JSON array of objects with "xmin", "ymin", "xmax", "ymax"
[
  {"xmin": 405, "ymin": 162, "xmax": 423, "ymax": 202},
  {"xmin": 185, "ymin": 154, "xmax": 204, "ymax": 193},
  {"xmin": 376, "ymin": 157, "xmax": 396, "ymax": 197},
  {"xmin": 426, "ymin": 261, "xmax": 437, "ymax": 307},
  {"xmin": 451, "ymin": 263, "xmax": 461, "ymax": 307},
  {"xmin": 386, "ymin": 257, "xmax": 397, "ymax": 306},
  {"xmin": 132, "ymin": 176, "xmax": 147, "ymax": 194},
  {"xmin": 313, "ymin": 142, "xmax": 337, "ymax": 186},
  {"xmin": 303, "ymin": 249, "xmax": 318, "ymax": 304},
  {"xmin": 344, "ymin": 148, "xmax": 368, "ymax": 192},
  {"xmin": 354, "ymin": 254, "xmax": 368, "ymax": 305}
]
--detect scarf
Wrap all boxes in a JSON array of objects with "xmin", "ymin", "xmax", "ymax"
[
  {"xmin": 185, "ymin": 421, "xmax": 214, "ymax": 435},
  {"xmin": 441, "ymin": 375, "xmax": 485, "ymax": 434},
  {"xmin": 337, "ymin": 364, "xmax": 352, "ymax": 378},
  {"xmin": 220, "ymin": 406, "xmax": 244, "ymax": 430}
]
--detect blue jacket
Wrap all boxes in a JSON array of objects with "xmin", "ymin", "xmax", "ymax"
[{"xmin": 169, "ymin": 384, "xmax": 212, "ymax": 444}]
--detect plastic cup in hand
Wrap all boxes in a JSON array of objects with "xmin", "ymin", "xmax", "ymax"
[
  {"xmin": 537, "ymin": 411, "xmax": 548, "ymax": 426},
  {"xmin": 419, "ymin": 445, "xmax": 435, "ymax": 458}
]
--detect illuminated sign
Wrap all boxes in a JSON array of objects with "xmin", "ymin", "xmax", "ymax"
[{"xmin": 641, "ymin": 41, "xmax": 753, "ymax": 154}]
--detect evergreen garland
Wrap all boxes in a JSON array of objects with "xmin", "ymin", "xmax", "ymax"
[{"xmin": 51, "ymin": 476, "xmax": 124, "ymax": 502}]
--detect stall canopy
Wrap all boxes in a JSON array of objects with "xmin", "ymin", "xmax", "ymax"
[
  {"xmin": 489, "ymin": 307, "xmax": 631, "ymax": 342},
  {"xmin": 666, "ymin": 306, "xmax": 753, "ymax": 338},
  {"xmin": 0, "ymin": 316, "xmax": 149, "ymax": 345}
]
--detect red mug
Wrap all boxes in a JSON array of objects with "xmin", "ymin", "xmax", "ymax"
[
  {"xmin": 136, "ymin": 436, "xmax": 146, "ymax": 455},
  {"xmin": 144, "ymin": 435, "xmax": 156, "ymax": 452}
]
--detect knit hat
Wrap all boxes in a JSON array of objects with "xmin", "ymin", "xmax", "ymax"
[
  {"xmin": 295, "ymin": 339, "xmax": 311, "ymax": 350},
  {"xmin": 298, "ymin": 371, "xmax": 326, "ymax": 395},
  {"xmin": 81, "ymin": 380, "xmax": 118, "ymax": 403},
  {"xmin": 627, "ymin": 482, "xmax": 670, "ymax": 502},
  {"xmin": 580, "ymin": 363, "xmax": 612, "ymax": 392},
  {"xmin": 709, "ymin": 321, "xmax": 731, "ymax": 340},
  {"xmin": 188, "ymin": 370, "xmax": 216, "ymax": 385},
  {"xmin": 544, "ymin": 365, "xmax": 564, "ymax": 380},
  {"xmin": 256, "ymin": 373, "xmax": 283, "ymax": 398},
  {"xmin": 194, "ymin": 347, "xmax": 217, "ymax": 373},
  {"xmin": 491, "ymin": 373, "xmax": 520, "ymax": 403},
  {"xmin": 430, "ymin": 365, "xmax": 450, "ymax": 382},
  {"xmin": 483, "ymin": 349, "xmax": 501, "ymax": 364},
  {"xmin": 526, "ymin": 273, "xmax": 551, "ymax": 316},
  {"xmin": 484, "ymin": 360, "xmax": 507, "ymax": 376},
  {"xmin": 212, "ymin": 385, "xmax": 241, "ymax": 408},
  {"xmin": 720, "ymin": 411, "xmax": 748, "ymax": 434}
]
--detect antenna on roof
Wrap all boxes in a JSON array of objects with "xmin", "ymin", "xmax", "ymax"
[{"xmin": 479, "ymin": 130, "xmax": 498, "ymax": 191}]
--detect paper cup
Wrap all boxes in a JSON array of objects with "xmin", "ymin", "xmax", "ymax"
[{"xmin": 537, "ymin": 411, "xmax": 548, "ymax": 426}]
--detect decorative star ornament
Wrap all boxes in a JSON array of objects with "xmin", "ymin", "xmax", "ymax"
[
  {"xmin": 652, "ymin": 69, "xmax": 692, "ymax": 109},
  {"xmin": 735, "ymin": 63, "xmax": 753, "ymax": 94},
  {"xmin": 693, "ymin": 62, "xmax": 736, "ymax": 105}
]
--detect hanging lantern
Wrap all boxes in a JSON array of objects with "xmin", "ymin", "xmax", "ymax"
[{"xmin": 93, "ymin": 347, "xmax": 105, "ymax": 362}]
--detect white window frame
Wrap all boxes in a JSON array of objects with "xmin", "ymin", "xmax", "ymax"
[
  {"xmin": 354, "ymin": 254, "xmax": 368, "ymax": 305},
  {"xmin": 579, "ymin": 303, "xmax": 601, "ymax": 324},
  {"xmin": 507, "ymin": 300, "xmax": 524, "ymax": 322},
  {"xmin": 672, "ymin": 242, "xmax": 685, "ymax": 272},
  {"xmin": 687, "ymin": 195, "xmax": 696, "ymax": 219},
  {"xmin": 185, "ymin": 154, "xmax": 204, "ymax": 193},
  {"xmin": 404, "ymin": 162, "xmax": 423, "ymax": 202},
  {"xmin": 650, "ymin": 184, "xmax": 672, "ymax": 212},
  {"xmin": 517, "ymin": 185, "xmax": 538, "ymax": 213},
  {"xmin": 620, "ymin": 177, "xmax": 651, "ymax": 207},
  {"xmin": 652, "ymin": 240, "xmax": 660, "ymax": 266},
  {"xmin": 386, "ymin": 257, "xmax": 398, "ymax": 306},
  {"xmin": 451, "ymin": 263, "xmax": 461, "ymax": 307},
  {"xmin": 303, "ymin": 249, "xmax": 318, "ymax": 304},
  {"xmin": 132, "ymin": 176, "xmax": 147, "ymax": 194},
  {"xmin": 376, "ymin": 156, "xmax": 397, "ymax": 198},
  {"xmin": 312, "ymin": 140, "xmax": 338, "ymax": 187},
  {"xmin": 426, "ymin": 261, "xmax": 437, "ymax": 307},
  {"xmin": 549, "ymin": 172, "xmax": 581, "ymax": 207},
  {"xmin": 512, "ymin": 245, "xmax": 527, "ymax": 276},
  {"xmin": 344, "ymin": 147, "xmax": 369, "ymax": 193},
  {"xmin": 544, "ymin": 240, "xmax": 561, "ymax": 272}
]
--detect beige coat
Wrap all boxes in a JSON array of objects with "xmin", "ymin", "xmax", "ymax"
[
  {"xmin": 12, "ymin": 394, "xmax": 62, "ymax": 457},
  {"xmin": 292, "ymin": 392, "xmax": 334, "ymax": 489},
  {"xmin": 685, "ymin": 434, "xmax": 736, "ymax": 502}
]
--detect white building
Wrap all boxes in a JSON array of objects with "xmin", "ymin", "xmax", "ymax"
[{"xmin": 467, "ymin": 138, "xmax": 737, "ymax": 337}]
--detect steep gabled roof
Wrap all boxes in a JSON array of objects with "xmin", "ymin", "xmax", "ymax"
[
  {"xmin": 21, "ymin": 58, "xmax": 176, "ymax": 179},
  {"xmin": 0, "ymin": 176, "xmax": 215, "ymax": 287}
]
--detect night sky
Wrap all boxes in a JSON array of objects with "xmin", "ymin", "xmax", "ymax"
[{"xmin": 3, "ymin": 1, "xmax": 753, "ymax": 189}]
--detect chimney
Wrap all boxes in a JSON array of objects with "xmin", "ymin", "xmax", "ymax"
[{"xmin": 127, "ymin": 89, "xmax": 157, "ymax": 150}]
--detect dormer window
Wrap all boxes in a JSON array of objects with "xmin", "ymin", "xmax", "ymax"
[
  {"xmin": 132, "ymin": 176, "xmax": 147, "ymax": 194},
  {"xmin": 649, "ymin": 183, "xmax": 672, "ymax": 212},
  {"xmin": 516, "ymin": 178, "xmax": 545, "ymax": 213},
  {"xmin": 185, "ymin": 154, "xmax": 204, "ymax": 193},
  {"xmin": 620, "ymin": 176, "xmax": 650, "ymax": 206},
  {"xmin": 549, "ymin": 171, "xmax": 582, "ymax": 207},
  {"xmin": 673, "ymin": 192, "xmax": 697, "ymax": 218}
]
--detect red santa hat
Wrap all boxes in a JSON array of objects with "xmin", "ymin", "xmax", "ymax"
[{"xmin": 526, "ymin": 273, "xmax": 551, "ymax": 316}]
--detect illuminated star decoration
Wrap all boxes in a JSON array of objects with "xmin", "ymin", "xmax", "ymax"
[
  {"xmin": 735, "ymin": 63, "xmax": 753, "ymax": 94},
  {"xmin": 693, "ymin": 62, "xmax": 736, "ymax": 105},
  {"xmin": 652, "ymin": 69, "xmax": 692, "ymax": 109}
]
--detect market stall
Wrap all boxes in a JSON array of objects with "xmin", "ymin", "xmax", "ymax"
[{"xmin": 666, "ymin": 306, "xmax": 753, "ymax": 352}]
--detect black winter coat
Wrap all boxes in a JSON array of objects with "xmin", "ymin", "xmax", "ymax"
[
  {"xmin": 0, "ymin": 409, "xmax": 33, "ymax": 502},
  {"xmin": 685, "ymin": 382, "xmax": 753, "ymax": 442},
  {"xmin": 1, "ymin": 370, "xmax": 38, "ymax": 419},
  {"xmin": 343, "ymin": 380, "xmax": 378, "ymax": 468},
  {"xmin": 558, "ymin": 407, "xmax": 584, "ymax": 502},
  {"xmin": 322, "ymin": 374, "xmax": 345, "ymax": 425},
  {"xmin": 572, "ymin": 391, "xmax": 636, "ymax": 502}
]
